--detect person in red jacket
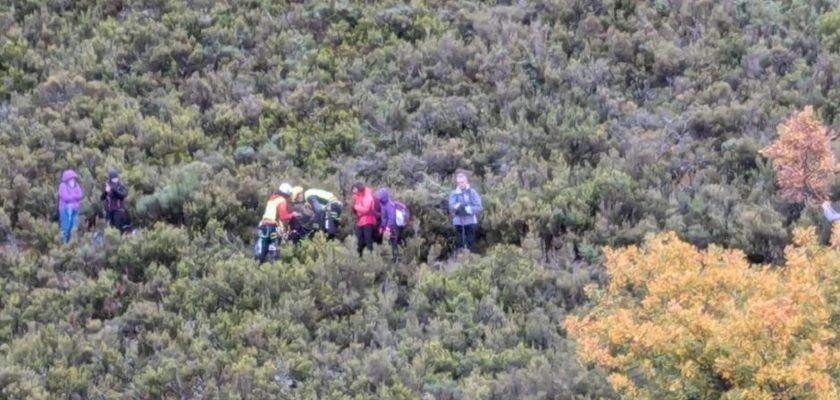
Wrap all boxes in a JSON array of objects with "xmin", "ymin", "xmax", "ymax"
[{"xmin": 352, "ymin": 182, "xmax": 379, "ymax": 257}]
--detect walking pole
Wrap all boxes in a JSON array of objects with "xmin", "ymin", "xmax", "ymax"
[{"xmin": 460, "ymin": 223, "xmax": 466, "ymax": 254}]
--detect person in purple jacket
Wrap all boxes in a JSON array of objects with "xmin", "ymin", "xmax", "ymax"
[
  {"xmin": 57, "ymin": 169, "xmax": 84, "ymax": 243},
  {"xmin": 377, "ymin": 188, "xmax": 402, "ymax": 263}
]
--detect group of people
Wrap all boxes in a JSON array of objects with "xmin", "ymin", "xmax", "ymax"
[
  {"xmin": 255, "ymin": 182, "xmax": 344, "ymax": 262},
  {"xmin": 255, "ymin": 172, "xmax": 483, "ymax": 263},
  {"xmin": 348, "ymin": 183, "xmax": 411, "ymax": 262},
  {"xmin": 56, "ymin": 168, "xmax": 483, "ymax": 263},
  {"xmin": 254, "ymin": 180, "xmax": 414, "ymax": 263},
  {"xmin": 57, "ymin": 169, "xmax": 131, "ymax": 243}
]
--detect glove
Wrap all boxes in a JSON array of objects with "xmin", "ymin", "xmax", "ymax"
[{"xmin": 465, "ymin": 206, "xmax": 472, "ymax": 215}]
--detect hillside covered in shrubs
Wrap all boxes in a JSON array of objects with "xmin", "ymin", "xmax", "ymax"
[{"xmin": 3, "ymin": 0, "xmax": 840, "ymax": 398}]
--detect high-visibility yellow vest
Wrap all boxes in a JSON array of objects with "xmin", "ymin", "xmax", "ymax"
[
  {"xmin": 261, "ymin": 196, "xmax": 286, "ymax": 224},
  {"xmin": 304, "ymin": 189, "xmax": 339, "ymax": 205}
]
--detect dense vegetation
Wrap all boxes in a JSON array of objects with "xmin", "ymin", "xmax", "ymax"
[{"xmin": 2, "ymin": 0, "xmax": 840, "ymax": 398}]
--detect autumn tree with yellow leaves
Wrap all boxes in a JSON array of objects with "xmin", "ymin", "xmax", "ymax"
[
  {"xmin": 567, "ymin": 228, "xmax": 840, "ymax": 399},
  {"xmin": 760, "ymin": 106, "xmax": 839, "ymax": 204}
]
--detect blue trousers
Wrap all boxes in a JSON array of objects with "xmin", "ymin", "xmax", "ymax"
[
  {"xmin": 60, "ymin": 209, "xmax": 79, "ymax": 243},
  {"xmin": 257, "ymin": 225, "xmax": 280, "ymax": 263}
]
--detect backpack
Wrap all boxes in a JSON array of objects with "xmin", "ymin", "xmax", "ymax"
[{"xmin": 394, "ymin": 201, "xmax": 410, "ymax": 227}]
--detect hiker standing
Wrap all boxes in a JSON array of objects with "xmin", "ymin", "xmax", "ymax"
[
  {"xmin": 448, "ymin": 172, "xmax": 482, "ymax": 254},
  {"xmin": 377, "ymin": 188, "xmax": 410, "ymax": 263},
  {"xmin": 101, "ymin": 169, "xmax": 130, "ymax": 233},
  {"xmin": 377, "ymin": 188, "xmax": 399, "ymax": 262},
  {"xmin": 57, "ymin": 169, "xmax": 84, "ymax": 243},
  {"xmin": 352, "ymin": 182, "xmax": 378, "ymax": 257}
]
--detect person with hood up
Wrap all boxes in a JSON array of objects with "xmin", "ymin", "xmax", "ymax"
[
  {"xmin": 58, "ymin": 169, "xmax": 84, "ymax": 243},
  {"xmin": 352, "ymin": 182, "xmax": 378, "ymax": 257},
  {"xmin": 377, "ymin": 188, "xmax": 404, "ymax": 263}
]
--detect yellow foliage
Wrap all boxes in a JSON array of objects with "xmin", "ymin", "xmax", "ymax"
[
  {"xmin": 760, "ymin": 106, "xmax": 839, "ymax": 204},
  {"xmin": 567, "ymin": 229, "xmax": 840, "ymax": 399},
  {"xmin": 830, "ymin": 222, "xmax": 840, "ymax": 248}
]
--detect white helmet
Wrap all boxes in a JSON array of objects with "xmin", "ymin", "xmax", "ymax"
[{"xmin": 278, "ymin": 182, "xmax": 293, "ymax": 196}]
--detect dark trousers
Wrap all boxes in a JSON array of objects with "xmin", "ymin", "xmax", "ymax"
[
  {"xmin": 356, "ymin": 225, "xmax": 375, "ymax": 257},
  {"xmin": 106, "ymin": 210, "xmax": 128, "ymax": 233},
  {"xmin": 316, "ymin": 202, "xmax": 342, "ymax": 239},
  {"xmin": 289, "ymin": 217, "xmax": 314, "ymax": 245},
  {"xmin": 454, "ymin": 224, "xmax": 478, "ymax": 253},
  {"xmin": 388, "ymin": 226, "xmax": 405, "ymax": 263}
]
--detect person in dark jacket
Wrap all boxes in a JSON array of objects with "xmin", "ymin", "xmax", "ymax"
[
  {"xmin": 377, "ymin": 187, "xmax": 403, "ymax": 263},
  {"xmin": 448, "ymin": 172, "xmax": 482, "ymax": 254},
  {"xmin": 287, "ymin": 186, "xmax": 317, "ymax": 245},
  {"xmin": 57, "ymin": 169, "xmax": 84, "ymax": 243},
  {"xmin": 101, "ymin": 169, "xmax": 130, "ymax": 233}
]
